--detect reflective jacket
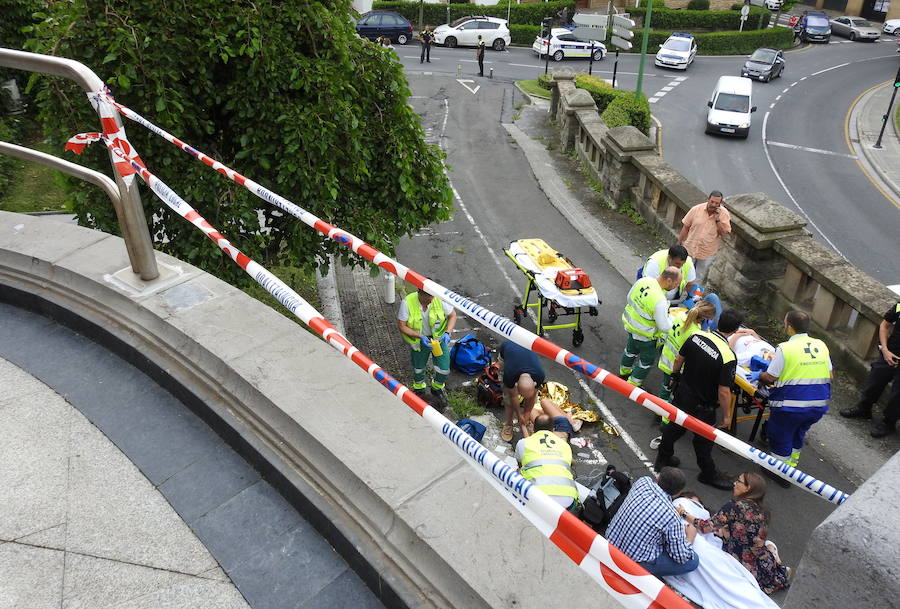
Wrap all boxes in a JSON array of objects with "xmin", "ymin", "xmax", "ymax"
[
  {"xmin": 402, "ymin": 292, "xmax": 448, "ymax": 349},
  {"xmin": 622, "ymin": 277, "xmax": 666, "ymax": 339},
  {"xmin": 659, "ymin": 310, "xmax": 702, "ymax": 375},
  {"xmin": 520, "ymin": 430, "xmax": 578, "ymax": 502},
  {"xmin": 648, "ymin": 249, "xmax": 694, "ymax": 299},
  {"xmin": 768, "ymin": 334, "xmax": 831, "ymax": 411}
]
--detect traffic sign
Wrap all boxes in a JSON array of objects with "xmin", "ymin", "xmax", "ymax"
[
  {"xmin": 612, "ymin": 26, "xmax": 633, "ymax": 40},
  {"xmin": 740, "ymin": 4, "xmax": 750, "ymax": 15},
  {"xmin": 572, "ymin": 13, "xmax": 609, "ymax": 26},
  {"xmin": 572, "ymin": 26, "xmax": 607, "ymax": 41},
  {"xmin": 612, "ymin": 15, "xmax": 636, "ymax": 28},
  {"xmin": 611, "ymin": 36, "xmax": 633, "ymax": 50}
]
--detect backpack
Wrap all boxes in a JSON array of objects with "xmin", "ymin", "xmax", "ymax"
[
  {"xmin": 475, "ymin": 362, "xmax": 504, "ymax": 408},
  {"xmin": 580, "ymin": 466, "xmax": 633, "ymax": 535},
  {"xmin": 450, "ymin": 334, "xmax": 492, "ymax": 375},
  {"xmin": 456, "ymin": 418, "xmax": 487, "ymax": 443}
]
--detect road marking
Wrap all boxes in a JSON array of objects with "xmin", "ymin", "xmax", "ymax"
[
  {"xmin": 770, "ymin": 103, "xmax": 776, "ymax": 109},
  {"xmin": 782, "ymin": 88, "xmax": 790, "ymax": 93},
  {"xmin": 456, "ymin": 79, "xmax": 481, "ymax": 95},
  {"xmin": 674, "ymin": 76, "xmax": 687, "ymax": 81},
  {"xmin": 799, "ymin": 76, "xmax": 807, "ymax": 81},
  {"xmin": 661, "ymin": 86, "xmax": 674, "ymax": 92},
  {"xmin": 510, "ymin": 63, "xmax": 540, "ymax": 68},
  {"xmin": 654, "ymin": 90, "xmax": 667, "ymax": 97},
  {"xmin": 844, "ymin": 80, "xmax": 900, "ymax": 212},
  {"xmin": 761, "ymin": 111, "xmax": 844, "ymax": 255},
  {"xmin": 810, "ymin": 62, "xmax": 850, "ymax": 76},
  {"xmin": 766, "ymin": 140, "xmax": 858, "ymax": 159},
  {"xmin": 790, "ymin": 81, "xmax": 798, "ymax": 87},
  {"xmin": 775, "ymin": 95, "xmax": 782, "ymax": 100},
  {"xmin": 649, "ymin": 98, "xmax": 659, "ymax": 104}
]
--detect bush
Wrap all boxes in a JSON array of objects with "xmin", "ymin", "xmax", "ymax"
[
  {"xmin": 510, "ymin": 24, "xmax": 541, "ymax": 45},
  {"xmin": 574, "ymin": 75, "xmax": 650, "ymax": 135},
  {"xmin": 537, "ymin": 73, "xmax": 554, "ymax": 91},
  {"xmin": 630, "ymin": 25, "xmax": 794, "ymax": 55},
  {"xmin": 629, "ymin": 6, "xmax": 771, "ymax": 31},
  {"xmin": 687, "ymin": 0, "xmax": 710, "ymax": 9},
  {"xmin": 372, "ymin": 0, "xmax": 575, "ymax": 26}
]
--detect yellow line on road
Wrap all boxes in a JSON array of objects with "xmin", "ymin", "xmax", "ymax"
[{"xmin": 844, "ymin": 79, "xmax": 900, "ymax": 211}]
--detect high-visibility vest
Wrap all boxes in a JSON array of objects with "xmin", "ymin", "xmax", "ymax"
[
  {"xmin": 520, "ymin": 430, "xmax": 578, "ymax": 502},
  {"xmin": 659, "ymin": 310, "xmax": 702, "ymax": 375},
  {"xmin": 648, "ymin": 249, "xmax": 694, "ymax": 298},
  {"xmin": 402, "ymin": 292, "xmax": 447, "ymax": 348},
  {"xmin": 622, "ymin": 277, "xmax": 666, "ymax": 339},
  {"xmin": 768, "ymin": 334, "xmax": 831, "ymax": 411}
]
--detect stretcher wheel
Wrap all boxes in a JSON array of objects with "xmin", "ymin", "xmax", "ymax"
[
  {"xmin": 548, "ymin": 307, "xmax": 558, "ymax": 323},
  {"xmin": 513, "ymin": 305, "xmax": 524, "ymax": 325},
  {"xmin": 589, "ymin": 306, "xmax": 599, "ymax": 316},
  {"xmin": 573, "ymin": 330, "xmax": 584, "ymax": 346}
]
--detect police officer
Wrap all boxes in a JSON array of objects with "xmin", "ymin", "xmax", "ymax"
[
  {"xmin": 655, "ymin": 309, "xmax": 743, "ymax": 490},
  {"xmin": 420, "ymin": 26, "xmax": 433, "ymax": 63},
  {"xmin": 619, "ymin": 267, "xmax": 680, "ymax": 388},
  {"xmin": 397, "ymin": 288, "xmax": 457, "ymax": 407},
  {"xmin": 476, "ymin": 35, "xmax": 485, "ymax": 76},
  {"xmin": 517, "ymin": 414, "xmax": 579, "ymax": 513},
  {"xmin": 754, "ymin": 310, "xmax": 831, "ymax": 484}
]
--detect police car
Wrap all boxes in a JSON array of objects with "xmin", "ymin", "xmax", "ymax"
[
  {"xmin": 654, "ymin": 32, "xmax": 697, "ymax": 70},
  {"xmin": 532, "ymin": 28, "xmax": 607, "ymax": 62}
]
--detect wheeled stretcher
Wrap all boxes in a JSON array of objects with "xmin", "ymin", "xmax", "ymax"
[
  {"xmin": 727, "ymin": 331, "xmax": 774, "ymax": 442},
  {"xmin": 504, "ymin": 239, "xmax": 600, "ymax": 346}
]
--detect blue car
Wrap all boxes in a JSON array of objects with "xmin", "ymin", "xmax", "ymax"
[{"xmin": 356, "ymin": 11, "xmax": 413, "ymax": 45}]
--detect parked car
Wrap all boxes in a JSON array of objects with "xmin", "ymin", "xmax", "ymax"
[
  {"xmin": 750, "ymin": 0, "xmax": 782, "ymax": 10},
  {"xmin": 741, "ymin": 47, "xmax": 785, "ymax": 82},
  {"xmin": 532, "ymin": 27, "xmax": 607, "ymax": 62},
  {"xmin": 706, "ymin": 76, "xmax": 756, "ymax": 138},
  {"xmin": 356, "ymin": 11, "xmax": 413, "ymax": 45},
  {"xmin": 830, "ymin": 16, "xmax": 881, "ymax": 41},
  {"xmin": 795, "ymin": 11, "xmax": 831, "ymax": 43},
  {"xmin": 433, "ymin": 16, "xmax": 511, "ymax": 51},
  {"xmin": 654, "ymin": 32, "xmax": 697, "ymax": 70},
  {"xmin": 883, "ymin": 19, "xmax": 900, "ymax": 35}
]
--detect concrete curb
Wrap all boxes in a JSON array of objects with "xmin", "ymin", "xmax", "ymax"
[{"xmin": 851, "ymin": 82, "xmax": 900, "ymax": 205}]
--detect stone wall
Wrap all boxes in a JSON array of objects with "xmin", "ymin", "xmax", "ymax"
[{"xmin": 548, "ymin": 72, "xmax": 897, "ymax": 383}]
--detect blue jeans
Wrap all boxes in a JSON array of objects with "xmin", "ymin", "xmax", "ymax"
[
  {"xmin": 683, "ymin": 290, "xmax": 722, "ymax": 332},
  {"xmin": 639, "ymin": 550, "xmax": 700, "ymax": 577}
]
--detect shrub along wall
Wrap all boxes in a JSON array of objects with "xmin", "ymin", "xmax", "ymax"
[
  {"xmin": 372, "ymin": 0, "xmax": 575, "ymax": 26},
  {"xmin": 629, "ymin": 6, "xmax": 771, "ymax": 31},
  {"xmin": 510, "ymin": 24, "xmax": 541, "ymax": 45},
  {"xmin": 639, "ymin": 26, "xmax": 794, "ymax": 54},
  {"xmin": 574, "ymin": 74, "xmax": 651, "ymax": 135}
]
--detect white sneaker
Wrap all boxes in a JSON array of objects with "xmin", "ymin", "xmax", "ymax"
[{"xmin": 650, "ymin": 435, "xmax": 662, "ymax": 450}]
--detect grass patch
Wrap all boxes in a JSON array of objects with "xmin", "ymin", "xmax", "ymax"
[
  {"xmin": 517, "ymin": 79, "xmax": 552, "ymax": 100},
  {"xmin": 240, "ymin": 265, "xmax": 322, "ymax": 325},
  {"xmin": 448, "ymin": 388, "xmax": 485, "ymax": 418},
  {"xmin": 895, "ymin": 101, "xmax": 900, "ymax": 136},
  {"xmin": 0, "ymin": 130, "xmax": 72, "ymax": 213},
  {"xmin": 617, "ymin": 200, "xmax": 645, "ymax": 226}
]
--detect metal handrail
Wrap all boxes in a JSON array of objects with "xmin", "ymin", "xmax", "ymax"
[{"xmin": 0, "ymin": 47, "xmax": 159, "ymax": 280}]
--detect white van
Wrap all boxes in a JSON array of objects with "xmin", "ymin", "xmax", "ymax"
[{"xmin": 705, "ymin": 75, "xmax": 756, "ymax": 139}]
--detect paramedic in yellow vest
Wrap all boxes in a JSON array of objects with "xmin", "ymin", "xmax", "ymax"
[
  {"xmin": 397, "ymin": 289, "xmax": 457, "ymax": 407},
  {"xmin": 516, "ymin": 414, "xmax": 580, "ymax": 513},
  {"xmin": 754, "ymin": 311, "xmax": 831, "ymax": 484},
  {"xmin": 658, "ymin": 300, "xmax": 718, "ymax": 402},
  {"xmin": 644, "ymin": 245, "xmax": 698, "ymax": 305},
  {"xmin": 619, "ymin": 267, "xmax": 680, "ymax": 387}
]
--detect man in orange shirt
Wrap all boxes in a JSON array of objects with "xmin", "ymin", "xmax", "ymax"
[{"xmin": 678, "ymin": 190, "xmax": 731, "ymax": 284}]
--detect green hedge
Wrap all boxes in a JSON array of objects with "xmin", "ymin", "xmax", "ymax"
[
  {"xmin": 574, "ymin": 74, "xmax": 650, "ymax": 135},
  {"xmin": 510, "ymin": 24, "xmax": 540, "ymax": 45},
  {"xmin": 687, "ymin": 0, "xmax": 710, "ymax": 9},
  {"xmin": 631, "ymin": 26, "xmax": 793, "ymax": 54},
  {"xmin": 537, "ymin": 72, "xmax": 554, "ymax": 90},
  {"xmin": 629, "ymin": 6, "xmax": 771, "ymax": 31},
  {"xmin": 372, "ymin": 0, "xmax": 575, "ymax": 26}
]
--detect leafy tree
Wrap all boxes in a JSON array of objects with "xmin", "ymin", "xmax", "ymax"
[{"xmin": 24, "ymin": 0, "xmax": 452, "ymax": 283}]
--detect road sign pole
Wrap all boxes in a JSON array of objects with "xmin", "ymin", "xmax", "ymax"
[
  {"xmin": 612, "ymin": 49, "xmax": 619, "ymax": 88},
  {"xmin": 635, "ymin": 0, "xmax": 655, "ymax": 98},
  {"xmin": 589, "ymin": 41, "xmax": 594, "ymax": 75},
  {"xmin": 874, "ymin": 70, "xmax": 900, "ymax": 149}
]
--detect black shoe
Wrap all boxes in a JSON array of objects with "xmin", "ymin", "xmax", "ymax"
[
  {"xmin": 762, "ymin": 467, "xmax": 792, "ymax": 489},
  {"xmin": 431, "ymin": 388, "xmax": 449, "ymax": 408},
  {"xmin": 870, "ymin": 421, "xmax": 895, "ymax": 438},
  {"xmin": 840, "ymin": 406, "xmax": 872, "ymax": 420},
  {"xmin": 698, "ymin": 472, "xmax": 733, "ymax": 491},
  {"xmin": 413, "ymin": 388, "xmax": 427, "ymax": 397},
  {"xmin": 653, "ymin": 455, "xmax": 680, "ymax": 470},
  {"xmin": 426, "ymin": 60, "xmax": 431, "ymax": 63}
]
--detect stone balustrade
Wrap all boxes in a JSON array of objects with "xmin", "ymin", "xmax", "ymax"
[{"xmin": 549, "ymin": 72, "xmax": 897, "ymax": 382}]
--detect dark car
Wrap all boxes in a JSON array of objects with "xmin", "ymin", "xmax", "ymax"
[
  {"xmin": 795, "ymin": 11, "xmax": 831, "ymax": 43},
  {"xmin": 356, "ymin": 11, "xmax": 413, "ymax": 45},
  {"xmin": 741, "ymin": 48, "xmax": 785, "ymax": 82}
]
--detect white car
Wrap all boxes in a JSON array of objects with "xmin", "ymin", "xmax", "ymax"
[
  {"xmin": 654, "ymin": 32, "xmax": 697, "ymax": 70},
  {"xmin": 532, "ymin": 28, "xmax": 607, "ymax": 62},
  {"xmin": 433, "ymin": 16, "xmax": 511, "ymax": 51},
  {"xmin": 883, "ymin": 19, "xmax": 900, "ymax": 35},
  {"xmin": 764, "ymin": 0, "xmax": 782, "ymax": 9}
]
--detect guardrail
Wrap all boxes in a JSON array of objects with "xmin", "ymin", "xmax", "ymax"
[{"xmin": 0, "ymin": 48, "xmax": 158, "ymax": 280}]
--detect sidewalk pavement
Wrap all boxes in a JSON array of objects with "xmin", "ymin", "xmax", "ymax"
[{"xmin": 851, "ymin": 81, "xmax": 900, "ymax": 209}]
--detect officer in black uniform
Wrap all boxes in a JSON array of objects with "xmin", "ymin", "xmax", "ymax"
[
  {"xmin": 476, "ymin": 35, "xmax": 485, "ymax": 76},
  {"xmin": 655, "ymin": 309, "xmax": 743, "ymax": 490},
  {"xmin": 420, "ymin": 26, "xmax": 433, "ymax": 63}
]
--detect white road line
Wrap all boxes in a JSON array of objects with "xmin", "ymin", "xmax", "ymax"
[
  {"xmin": 770, "ymin": 103, "xmax": 776, "ymax": 109},
  {"xmin": 510, "ymin": 63, "xmax": 540, "ymax": 68},
  {"xmin": 790, "ymin": 81, "xmax": 798, "ymax": 87},
  {"xmin": 799, "ymin": 76, "xmax": 807, "ymax": 81},
  {"xmin": 775, "ymin": 95, "xmax": 782, "ymax": 101},
  {"xmin": 654, "ymin": 90, "xmax": 668, "ymax": 97},
  {"xmin": 661, "ymin": 86, "xmax": 674, "ymax": 92},
  {"xmin": 674, "ymin": 76, "xmax": 687, "ymax": 81},
  {"xmin": 782, "ymin": 88, "xmax": 790, "ymax": 93},
  {"xmin": 811, "ymin": 62, "xmax": 850, "ymax": 76},
  {"xmin": 649, "ymin": 98, "xmax": 660, "ymax": 104},
  {"xmin": 766, "ymin": 140, "xmax": 858, "ymax": 159},
  {"xmin": 761, "ymin": 111, "xmax": 844, "ymax": 255}
]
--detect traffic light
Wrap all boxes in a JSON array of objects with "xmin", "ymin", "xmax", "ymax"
[
  {"xmin": 541, "ymin": 17, "xmax": 553, "ymax": 28},
  {"xmin": 894, "ymin": 66, "xmax": 900, "ymax": 87}
]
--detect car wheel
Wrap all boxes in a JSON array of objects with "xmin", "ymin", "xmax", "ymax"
[
  {"xmin": 553, "ymin": 50, "xmax": 564, "ymax": 61},
  {"xmin": 850, "ymin": 31, "xmax": 857, "ymax": 41},
  {"xmin": 592, "ymin": 49, "xmax": 604, "ymax": 61},
  {"xmin": 445, "ymin": 36, "xmax": 457, "ymax": 48},
  {"xmin": 763, "ymin": 73, "xmax": 770, "ymax": 83},
  {"xmin": 492, "ymin": 38, "xmax": 505, "ymax": 51},
  {"xmin": 397, "ymin": 33, "xmax": 408, "ymax": 45}
]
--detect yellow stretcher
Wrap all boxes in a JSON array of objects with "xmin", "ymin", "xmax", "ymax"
[
  {"xmin": 730, "ymin": 373, "xmax": 770, "ymax": 442},
  {"xmin": 503, "ymin": 239, "xmax": 600, "ymax": 346}
]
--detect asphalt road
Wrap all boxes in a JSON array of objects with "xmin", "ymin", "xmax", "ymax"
[
  {"xmin": 398, "ymin": 38, "xmax": 900, "ymax": 285},
  {"xmin": 396, "ymin": 72, "xmax": 854, "ymax": 588}
]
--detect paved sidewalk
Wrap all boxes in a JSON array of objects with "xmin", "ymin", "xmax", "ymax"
[{"xmin": 851, "ymin": 81, "xmax": 900, "ymax": 209}]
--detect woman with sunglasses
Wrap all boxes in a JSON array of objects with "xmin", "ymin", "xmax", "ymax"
[{"xmin": 679, "ymin": 472, "xmax": 790, "ymax": 595}]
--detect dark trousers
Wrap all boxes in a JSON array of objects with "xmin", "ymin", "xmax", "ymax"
[
  {"xmin": 477, "ymin": 54, "xmax": 484, "ymax": 75},
  {"xmin": 657, "ymin": 399, "xmax": 718, "ymax": 477},
  {"xmin": 857, "ymin": 359, "xmax": 900, "ymax": 423},
  {"xmin": 420, "ymin": 42, "xmax": 430, "ymax": 62}
]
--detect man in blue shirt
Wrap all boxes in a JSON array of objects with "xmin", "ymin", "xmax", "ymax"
[
  {"xmin": 499, "ymin": 340, "xmax": 546, "ymax": 442},
  {"xmin": 606, "ymin": 467, "xmax": 699, "ymax": 577}
]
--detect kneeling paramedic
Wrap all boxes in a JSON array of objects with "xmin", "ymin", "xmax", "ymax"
[
  {"xmin": 516, "ymin": 414, "xmax": 580, "ymax": 514},
  {"xmin": 397, "ymin": 288, "xmax": 457, "ymax": 407}
]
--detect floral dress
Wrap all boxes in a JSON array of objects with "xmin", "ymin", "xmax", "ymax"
[{"xmin": 696, "ymin": 498, "xmax": 789, "ymax": 594}]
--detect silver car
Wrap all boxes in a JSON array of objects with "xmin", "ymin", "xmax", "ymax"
[{"xmin": 830, "ymin": 16, "xmax": 881, "ymax": 41}]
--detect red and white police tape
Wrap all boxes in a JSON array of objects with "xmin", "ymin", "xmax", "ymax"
[
  {"xmin": 66, "ymin": 123, "xmax": 691, "ymax": 609},
  {"xmin": 94, "ymin": 89, "xmax": 851, "ymax": 508}
]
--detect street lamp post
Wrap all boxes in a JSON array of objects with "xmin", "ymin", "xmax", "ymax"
[
  {"xmin": 873, "ymin": 66, "xmax": 900, "ymax": 149},
  {"xmin": 635, "ymin": 0, "xmax": 655, "ymax": 98}
]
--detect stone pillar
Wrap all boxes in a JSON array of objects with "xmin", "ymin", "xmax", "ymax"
[
  {"xmin": 782, "ymin": 451, "xmax": 900, "ymax": 609},
  {"xmin": 559, "ymin": 89, "xmax": 597, "ymax": 153},
  {"xmin": 550, "ymin": 69, "xmax": 576, "ymax": 122},
  {"xmin": 597, "ymin": 126, "xmax": 657, "ymax": 208},
  {"xmin": 707, "ymin": 193, "xmax": 808, "ymax": 304}
]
